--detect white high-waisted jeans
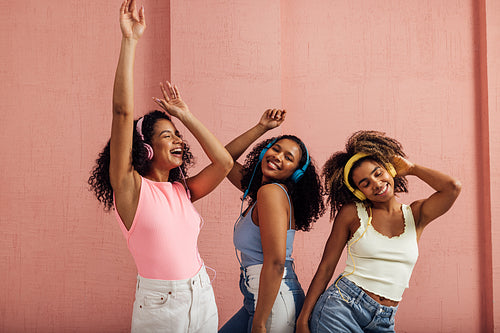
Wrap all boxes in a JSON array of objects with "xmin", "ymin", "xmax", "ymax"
[{"xmin": 131, "ymin": 266, "xmax": 218, "ymax": 333}]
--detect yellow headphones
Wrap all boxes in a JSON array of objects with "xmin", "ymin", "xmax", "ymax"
[{"xmin": 343, "ymin": 153, "xmax": 397, "ymax": 201}]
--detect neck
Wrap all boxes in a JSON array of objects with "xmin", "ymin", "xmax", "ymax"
[
  {"xmin": 145, "ymin": 168, "xmax": 171, "ymax": 182},
  {"xmin": 370, "ymin": 196, "xmax": 401, "ymax": 212}
]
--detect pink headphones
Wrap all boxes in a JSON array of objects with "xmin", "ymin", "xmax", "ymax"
[{"xmin": 136, "ymin": 117, "xmax": 154, "ymax": 160}]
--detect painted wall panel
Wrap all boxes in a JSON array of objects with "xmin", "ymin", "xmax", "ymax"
[{"xmin": 0, "ymin": 0, "xmax": 497, "ymax": 331}]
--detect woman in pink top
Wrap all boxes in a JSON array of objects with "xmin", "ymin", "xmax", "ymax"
[
  {"xmin": 296, "ymin": 131, "xmax": 461, "ymax": 333},
  {"xmin": 88, "ymin": 1, "xmax": 233, "ymax": 332}
]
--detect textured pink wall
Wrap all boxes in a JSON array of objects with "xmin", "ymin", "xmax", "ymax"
[{"xmin": 0, "ymin": 0, "xmax": 498, "ymax": 332}]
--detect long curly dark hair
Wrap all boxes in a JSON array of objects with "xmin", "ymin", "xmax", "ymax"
[
  {"xmin": 240, "ymin": 135, "xmax": 325, "ymax": 231},
  {"xmin": 322, "ymin": 130, "xmax": 409, "ymax": 220},
  {"xmin": 88, "ymin": 110, "xmax": 194, "ymax": 211}
]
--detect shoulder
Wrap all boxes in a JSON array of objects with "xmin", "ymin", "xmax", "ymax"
[
  {"xmin": 334, "ymin": 203, "xmax": 360, "ymax": 230},
  {"xmin": 257, "ymin": 183, "xmax": 289, "ymax": 205},
  {"xmin": 337, "ymin": 203, "xmax": 358, "ymax": 219},
  {"xmin": 409, "ymin": 199, "xmax": 425, "ymax": 225}
]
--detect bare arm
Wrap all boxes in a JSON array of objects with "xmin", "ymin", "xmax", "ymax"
[
  {"xmin": 392, "ymin": 156, "xmax": 461, "ymax": 238},
  {"xmin": 154, "ymin": 83, "xmax": 233, "ymax": 202},
  {"xmin": 225, "ymin": 109, "xmax": 286, "ymax": 192},
  {"xmin": 296, "ymin": 204, "xmax": 356, "ymax": 333},
  {"xmin": 251, "ymin": 184, "xmax": 290, "ymax": 333},
  {"xmin": 109, "ymin": 0, "xmax": 146, "ymax": 230}
]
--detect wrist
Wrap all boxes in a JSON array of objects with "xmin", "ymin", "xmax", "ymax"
[
  {"xmin": 121, "ymin": 37, "xmax": 139, "ymax": 46},
  {"xmin": 176, "ymin": 110, "xmax": 194, "ymax": 124},
  {"xmin": 254, "ymin": 123, "xmax": 270, "ymax": 135}
]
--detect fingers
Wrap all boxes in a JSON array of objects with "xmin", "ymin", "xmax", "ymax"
[
  {"xmin": 160, "ymin": 81, "xmax": 179, "ymax": 100},
  {"xmin": 265, "ymin": 108, "xmax": 286, "ymax": 121},
  {"xmin": 173, "ymin": 85, "xmax": 181, "ymax": 99},
  {"xmin": 120, "ymin": 0, "xmax": 127, "ymax": 14},
  {"xmin": 139, "ymin": 5, "xmax": 146, "ymax": 25},
  {"xmin": 129, "ymin": 0, "xmax": 136, "ymax": 14}
]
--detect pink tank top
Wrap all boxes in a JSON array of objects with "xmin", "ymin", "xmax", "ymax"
[{"xmin": 114, "ymin": 177, "xmax": 203, "ymax": 280}]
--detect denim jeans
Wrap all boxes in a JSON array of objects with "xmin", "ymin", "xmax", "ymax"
[
  {"xmin": 131, "ymin": 266, "xmax": 218, "ymax": 333},
  {"xmin": 219, "ymin": 261, "xmax": 305, "ymax": 333},
  {"xmin": 310, "ymin": 275, "xmax": 398, "ymax": 333}
]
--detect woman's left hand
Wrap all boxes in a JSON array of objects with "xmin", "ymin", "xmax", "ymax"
[
  {"xmin": 391, "ymin": 155, "xmax": 415, "ymax": 177},
  {"xmin": 153, "ymin": 81, "xmax": 191, "ymax": 120}
]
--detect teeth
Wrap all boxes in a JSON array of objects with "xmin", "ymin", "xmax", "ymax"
[
  {"xmin": 377, "ymin": 184, "xmax": 388, "ymax": 195},
  {"xmin": 171, "ymin": 148, "xmax": 182, "ymax": 154},
  {"xmin": 268, "ymin": 161, "xmax": 279, "ymax": 170}
]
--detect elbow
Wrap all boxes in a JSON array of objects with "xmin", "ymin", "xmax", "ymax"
[
  {"xmin": 112, "ymin": 103, "xmax": 130, "ymax": 117},
  {"xmin": 221, "ymin": 153, "xmax": 234, "ymax": 174},
  {"xmin": 269, "ymin": 259, "xmax": 286, "ymax": 276},
  {"xmin": 449, "ymin": 179, "xmax": 462, "ymax": 199}
]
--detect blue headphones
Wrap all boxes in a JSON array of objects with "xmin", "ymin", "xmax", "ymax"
[{"xmin": 243, "ymin": 137, "xmax": 310, "ymax": 200}]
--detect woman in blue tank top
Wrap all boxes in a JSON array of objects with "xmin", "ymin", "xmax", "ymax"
[{"xmin": 219, "ymin": 109, "xmax": 325, "ymax": 333}]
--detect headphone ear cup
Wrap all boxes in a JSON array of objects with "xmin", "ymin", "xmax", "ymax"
[
  {"xmin": 144, "ymin": 143, "xmax": 154, "ymax": 160},
  {"xmin": 387, "ymin": 163, "xmax": 397, "ymax": 177},
  {"xmin": 353, "ymin": 189, "xmax": 366, "ymax": 201},
  {"xmin": 290, "ymin": 169, "xmax": 304, "ymax": 183}
]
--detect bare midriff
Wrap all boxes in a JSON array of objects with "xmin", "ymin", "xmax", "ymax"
[{"xmin": 362, "ymin": 288, "xmax": 399, "ymax": 307}]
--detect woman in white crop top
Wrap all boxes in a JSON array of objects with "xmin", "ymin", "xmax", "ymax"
[
  {"xmin": 219, "ymin": 110, "xmax": 325, "ymax": 333},
  {"xmin": 296, "ymin": 130, "xmax": 461, "ymax": 333},
  {"xmin": 88, "ymin": 1, "xmax": 233, "ymax": 332}
]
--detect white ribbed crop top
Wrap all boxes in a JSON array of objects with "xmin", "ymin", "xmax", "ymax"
[{"xmin": 343, "ymin": 202, "xmax": 419, "ymax": 302}]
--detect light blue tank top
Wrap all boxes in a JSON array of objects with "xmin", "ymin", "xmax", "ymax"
[{"xmin": 233, "ymin": 183, "xmax": 295, "ymax": 268}]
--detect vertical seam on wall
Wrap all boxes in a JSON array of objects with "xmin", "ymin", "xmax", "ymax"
[{"xmin": 475, "ymin": 0, "xmax": 494, "ymax": 331}]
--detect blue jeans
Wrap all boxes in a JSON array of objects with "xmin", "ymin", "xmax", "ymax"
[
  {"xmin": 219, "ymin": 261, "xmax": 305, "ymax": 333},
  {"xmin": 310, "ymin": 275, "xmax": 398, "ymax": 333}
]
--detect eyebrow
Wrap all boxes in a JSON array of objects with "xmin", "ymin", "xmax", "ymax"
[
  {"xmin": 356, "ymin": 166, "xmax": 381, "ymax": 187},
  {"xmin": 274, "ymin": 143, "xmax": 297, "ymax": 160},
  {"xmin": 159, "ymin": 129, "xmax": 174, "ymax": 136}
]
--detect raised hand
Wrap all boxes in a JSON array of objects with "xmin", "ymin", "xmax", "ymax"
[
  {"xmin": 391, "ymin": 155, "xmax": 415, "ymax": 177},
  {"xmin": 119, "ymin": 0, "xmax": 146, "ymax": 40},
  {"xmin": 153, "ymin": 81, "xmax": 191, "ymax": 120},
  {"xmin": 258, "ymin": 109, "xmax": 286, "ymax": 131}
]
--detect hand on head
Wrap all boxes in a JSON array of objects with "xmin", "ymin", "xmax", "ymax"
[
  {"xmin": 120, "ymin": 0, "xmax": 146, "ymax": 40},
  {"xmin": 391, "ymin": 155, "xmax": 414, "ymax": 177},
  {"xmin": 259, "ymin": 109, "xmax": 286, "ymax": 131},
  {"xmin": 153, "ymin": 82, "xmax": 191, "ymax": 120}
]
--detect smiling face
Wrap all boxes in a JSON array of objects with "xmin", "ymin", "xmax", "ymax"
[
  {"xmin": 149, "ymin": 118, "xmax": 184, "ymax": 170},
  {"xmin": 351, "ymin": 159, "xmax": 395, "ymax": 202},
  {"xmin": 260, "ymin": 138, "xmax": 302, "ymax": 183}
]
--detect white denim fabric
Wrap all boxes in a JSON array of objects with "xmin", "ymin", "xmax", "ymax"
[
  {"xmin": 131, "ymin": 266, "xmax": 218, "ymax": 333},
  {"xmin": 219, "ymin": 262, "xmax": 305, "ymax": 333}
]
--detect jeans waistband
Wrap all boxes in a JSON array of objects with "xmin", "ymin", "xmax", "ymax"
[
  {"xmin": 335, "ymin": 275, "xmax": 398, "ymax": 319},
  {"xmin": 137, "ymin": 265, "xmax": 210, "ymax": 292},
  {"xmin": 240, "ymin": 260, "xmax": 296, "ymax": 279}
]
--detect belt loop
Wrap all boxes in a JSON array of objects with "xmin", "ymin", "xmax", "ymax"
[
  {"xmin": 390, "ymin": 307, "xmax": 397, "ymax": 322},
  {"xmin": 355, "ymin": 287, "xmax": 364, "ymax": 304}
]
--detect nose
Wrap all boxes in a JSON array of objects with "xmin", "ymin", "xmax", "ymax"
[
  {"xmin": 173, "ymin": 135, "xmax": 183, "ymax": 144},
  {"xmin": 373, "ymin": 179, "xmax": 384, "ymax": 191}
]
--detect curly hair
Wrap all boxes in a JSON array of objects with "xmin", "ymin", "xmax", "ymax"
[
  {"xmin": 88, "ymin": 110, "xmax": 194, "ymax": 211},
  {"xmin": 322, "ymin": 130, "xmax": 409, "ymax": 220},
  {"xmin": 240, "ymin": 135, "xmax": 325, "ymax": 231}
]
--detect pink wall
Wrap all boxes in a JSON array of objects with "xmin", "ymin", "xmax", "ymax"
[{"xmin": 1, "ymin": 0, "xmax": 498, "ymax": 332}]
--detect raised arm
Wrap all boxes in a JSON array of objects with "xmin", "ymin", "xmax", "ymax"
[
  {"xmin": 154, "ymin": 82, "xmax": 233, "ymax": 202},
  {"xmin": 296, "ymin": 204, "xmax": 356, "ymax": 333},
  {"xmin": 251, "ymin": 184, "xmax": 290, "ymax": 333},
  {"xmin": 109, "ymin": 0, "xmax": 146, "ymax": 230},
  {"xmin": 392, "ymin": 156, "xmax": 462, "ymax": 238},
  {"xmin": 225, "ymin": 109, "xmax": 286, "ymax": 192}
]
